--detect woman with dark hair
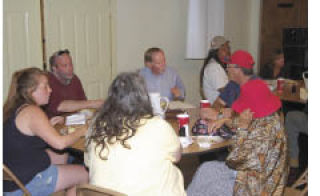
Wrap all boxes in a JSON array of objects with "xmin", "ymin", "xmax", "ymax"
[
  {"xmin": 85, "ymin": 72, "xmax": 186, "ymax": 196},
  {"xmin": 3, "ymin": 67, "xmax": 88, "ymax": 196},
  {"xmin": 260, "ymin": 49, "xmax": 288, "ymax": 79},
  {"xmin": 201, "ymin": 36, "xmax": 231, "ymax": 104}
]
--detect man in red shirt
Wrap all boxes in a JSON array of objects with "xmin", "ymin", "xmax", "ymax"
[{"xmin": 45, "ymin": 49, "xmax": 103, "ymax": 118}]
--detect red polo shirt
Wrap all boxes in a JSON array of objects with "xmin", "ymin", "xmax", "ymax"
[{"xmin": 45, "ymin": 72, "xmax": 87, "ymax": 118}]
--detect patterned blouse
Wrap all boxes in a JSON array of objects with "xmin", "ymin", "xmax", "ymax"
[{"xmin": 226, "ymin": 112, "xmax": 289, "ymax": 196}]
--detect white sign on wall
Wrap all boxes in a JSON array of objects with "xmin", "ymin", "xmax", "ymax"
[{"xmin": 185, "ymin": 0, "xmax": 224, "ymax": 59}]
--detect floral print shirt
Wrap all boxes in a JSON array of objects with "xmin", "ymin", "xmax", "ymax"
[{"xmin": 226, "ymin": 113, "xmax": 289, "ymax": 196}]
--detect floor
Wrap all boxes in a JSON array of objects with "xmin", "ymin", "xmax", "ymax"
[{"xmin": 178, "ymin": 155, "xmax": 200, "ymax": 188}]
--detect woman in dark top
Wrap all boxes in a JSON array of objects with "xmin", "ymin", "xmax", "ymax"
[
  {"xmin": 260, "ymin": 49, "xmax": 288, "ymax": 79},
  {"xmin": 3, "ymin": 68, "xmax": 88, "ymax": 196}
]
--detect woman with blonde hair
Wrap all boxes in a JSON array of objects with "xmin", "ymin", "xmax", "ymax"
[{"xmin": 3, "ymin": 67, "xmax": 88, "ymax": 196}]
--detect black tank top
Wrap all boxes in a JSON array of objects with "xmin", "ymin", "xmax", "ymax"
[{"xmin": 3, "ymin": 106, "xmax": 50, "ymax": 192}]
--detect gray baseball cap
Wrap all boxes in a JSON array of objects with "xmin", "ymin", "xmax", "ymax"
[{"xmin": 210, "ymin": 36, "xmax": 229, "ymax": 50}]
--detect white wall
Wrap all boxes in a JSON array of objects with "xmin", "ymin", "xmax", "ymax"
[
  {"xmin": 116, "ymin": 0, "xmax": 261, "ymax": 105},
  {"xmin": 225, "ymin": 0, "xmax": 261, "ymax": 73}
]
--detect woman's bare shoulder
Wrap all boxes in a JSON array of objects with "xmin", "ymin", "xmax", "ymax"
[{"xmin": 18, "ymin": 104, "xmax": 47, "ymax": 119}]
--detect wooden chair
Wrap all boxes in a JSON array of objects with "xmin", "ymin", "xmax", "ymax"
[
  {"xmin": 76, "ymin": 184, "xmax": 127, "ymax": 196},
  {"xmin": 3, "ymin": 164, "xmax": 31, "ymax": 196},
  {"xmin": 284, "ymin": 168, "xmax": 308, "ymax": 196}
]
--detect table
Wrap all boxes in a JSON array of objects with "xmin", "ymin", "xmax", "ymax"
[
  {"xmin": 69, "ymin": 135, "xmax": 232, "ymax": 156},
  {"xmin": 273, "ymin": 80, "xmax": 307, "ymax": 104},
  {"xmin": 57, "ymin": 108, "xmax": 232, "ymax": 155},
  {"xmin": 166, "ymin": 108, "xmax": 232, "ymax": 155}
]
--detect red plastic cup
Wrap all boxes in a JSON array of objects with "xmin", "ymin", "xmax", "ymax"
[
  {"xmin": 177, "ymin": 114, "xmax": 189, "ymax": 136},
  {"xmin": 200, "ymin": 100, "xmax": 211, "ymax": 108},
  {"xmin": 277, "ymin": 78, "xmax": 285, "ymax": 92}
]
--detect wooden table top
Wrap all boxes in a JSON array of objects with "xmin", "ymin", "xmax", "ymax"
[
  {"xmin": 69, "ymin": 135, "xmax": 232, "ymax": 156},
  {"xmin": 58, "ymin": 108, "xmax": 232, "ymax": 156},
  {"xmin": 166, "ymin": 108, "xmax": 232, "ymax": 155}
]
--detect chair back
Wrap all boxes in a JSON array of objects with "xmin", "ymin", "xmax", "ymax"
[
  {"xmin": 284, "ymin": 168, "xmax": 308, "ymax": 196},
  {"xmin": 76, "ymin": 184, "xmax": 127, "ymax": 196},
  {"xmin": 3, "ymin": 164, "xmax": 31, "ymax": 196}
]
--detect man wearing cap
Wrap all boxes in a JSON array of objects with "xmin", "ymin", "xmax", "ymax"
[
  {"xmin": 139, "ymin": 47, "xmax": 185, "ymax": 101},
  {"xmin": 201, "ymin": 36, "xmax": 231, "ymax": 104},
  {"xmin": 45, "ymin": 49, "xmax": 104, "ymax": 118},
  {"xmin": 213, "ymin": 49, "xmax": 265, "ymax": 110},
  {"xmin": 202, "ymin": 50, "xmax": 258, "ymax": 120},
  {"xmin": 189, "ymin": 63, "xmax": 288, "ymax": 195}
]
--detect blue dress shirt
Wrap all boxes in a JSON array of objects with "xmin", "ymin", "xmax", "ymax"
[{"xmin": 139, "ymin": 66, "xmax": 185, "ymax": 101}]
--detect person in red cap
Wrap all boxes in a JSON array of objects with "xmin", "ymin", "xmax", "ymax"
[
  {"xmin": 190, "ymin": 51, "xmax": 288, "ymax": 196},
  {"xmin": 201, "ymin": 50, "xmax": 259, "ymax": 120}
]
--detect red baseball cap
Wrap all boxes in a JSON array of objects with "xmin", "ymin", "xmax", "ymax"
[
  {"xmin": 232, "ymin": 79, "xmax": 281, "ymax": 118},
  {"xmin": 229, "ymin": 50, "xmax": 255, "ymax": 69}
]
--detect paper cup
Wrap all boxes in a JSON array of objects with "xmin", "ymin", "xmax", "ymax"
[
  {"xmin": 277, "ymin": 78, "xmax": 285, "ymax": 92},
  {"xmin": 177, "ymin": 113, "xmax": 189, "ymax": 136},
  {"xmin": 200, "ymin": 100, "xmax": 211, "ymax": 108}
]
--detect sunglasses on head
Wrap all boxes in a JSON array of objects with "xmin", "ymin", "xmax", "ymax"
[{"xmin": 55, "ymin": 49, "xmax": 70, "ymax": 56}]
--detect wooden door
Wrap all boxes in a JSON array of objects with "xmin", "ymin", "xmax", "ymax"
[
  {"xmin": 3, "ymin": 0, "xmax": 43, "ymax": 99},
  {"xmin": 44, "ymin": 0, "xmax": 113, "ymax": 100},
  {"xmin": 259, "ymin": 0, "xmax": 307, "ymax": 71}
]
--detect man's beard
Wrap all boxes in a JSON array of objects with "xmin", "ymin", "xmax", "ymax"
[
  {"xmin": 64, "ymin": 78, "xmax": 72, "ymax": 85},
  {"xmin": 55, "ymin": 71, "xmax": 74, "ymax": 85}
]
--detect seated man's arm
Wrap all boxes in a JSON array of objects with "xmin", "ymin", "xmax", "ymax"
[
  {"xmin": 57, "ymin": 99, "xmax": 104, "ymax": 113},
  {"xmin": 171, "ymin": 73, "xmax": 185, "ymax": 100},
  {"xmin": 212, "ymin": 97, "xmax": 227, "ymax": 109},
  {"xmin": 219, "ymin": 81, "xmax": 240, "ymax": 107}
]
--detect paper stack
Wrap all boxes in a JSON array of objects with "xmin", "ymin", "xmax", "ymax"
[{"xmin": 65, "ymin": 113, "xmax": 86, "ymax": 126}]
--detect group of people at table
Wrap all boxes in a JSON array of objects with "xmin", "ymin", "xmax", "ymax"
[{"xmin": 3, "ymin": 35, "xmax": 306, "ymax": 196}]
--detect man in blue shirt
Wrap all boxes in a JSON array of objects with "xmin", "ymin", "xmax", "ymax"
[{"xmin": 139, "ymin": 47, "xmax": 185, "ymax": 101}]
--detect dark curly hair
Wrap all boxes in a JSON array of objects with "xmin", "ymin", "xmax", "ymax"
[{"xmin": 86, "ymin": 72, "xmax": 153, "ymax": 160}]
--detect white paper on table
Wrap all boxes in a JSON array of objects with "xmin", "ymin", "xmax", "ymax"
[
  {"xmin": 79, "ymin": 109, "xmax": 94, "ymax": 119},
  {"xmin": 264, "ymin": 80, "xmax": 276, "ymax": 91},
  {"xmin": 168, "ymin": 101, "xmax": 196, "ymax": 110},
  {"xmin": 65, "ymin": 113, "xmax": 86, "ymax": 125},
  {"xmin": 179, "ymin": 137, "xmax": 193, "ymax": 148}
]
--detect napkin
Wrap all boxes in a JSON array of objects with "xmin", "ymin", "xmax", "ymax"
[
  {"xmin": 179, "ymin": 137, "xmax": 193, "ymax": 148},
  {"xmin": 65, "ymin": 113, "xmax": 86, "ymax": 125}
]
